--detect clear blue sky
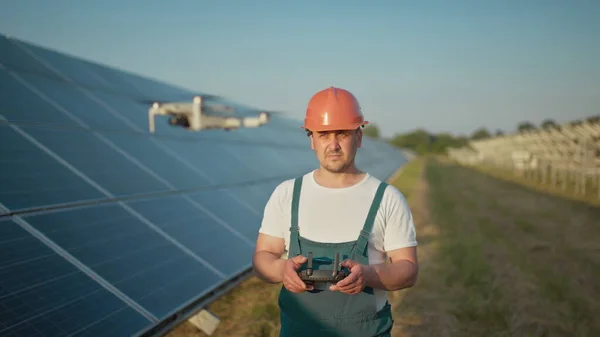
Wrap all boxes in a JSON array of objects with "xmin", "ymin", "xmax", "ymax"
[{"xmin": 1, "ymin": 0, "xmax": 599, "ymax": 138}]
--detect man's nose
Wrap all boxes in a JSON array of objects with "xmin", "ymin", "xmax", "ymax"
[{"xmin": 329, "ymin": 135, "xmax": 341, "ymax": 148}]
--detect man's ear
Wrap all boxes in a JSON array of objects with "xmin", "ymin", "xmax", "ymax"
[{"xmin": 356, "ymin": 128, "xmax": 363, "ymax": 148}]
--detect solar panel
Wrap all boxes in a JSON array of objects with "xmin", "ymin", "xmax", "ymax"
[{"xmin": 0, "ymin": 33, "xmax": 409, "ymax": 337}]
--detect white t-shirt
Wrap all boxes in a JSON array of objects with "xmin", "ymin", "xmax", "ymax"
[{"xmin": 258, "ymin": 170, "xmax": 418, "ymax": 310}]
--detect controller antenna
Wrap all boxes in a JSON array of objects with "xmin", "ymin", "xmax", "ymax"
[
  {"xmin": 332, "ymin": 252, "xmax": 339, "ymax": 277},
  {"xmin": 307, "ymin": 252, "xmax": 313, "ymax": 276}
]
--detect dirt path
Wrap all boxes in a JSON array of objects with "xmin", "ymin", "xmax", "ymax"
[
  {"xmin": 386, "ymin": 159, "xmax": 453, "ymax": 337},
  {"xmin": 390, "ymin": 158, "xmax": 600, "ymax": 337}
]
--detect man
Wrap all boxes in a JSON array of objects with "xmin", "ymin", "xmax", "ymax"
[{"xmin": 252, "ymin": 87, "xmax": 418, "ymax": 337}]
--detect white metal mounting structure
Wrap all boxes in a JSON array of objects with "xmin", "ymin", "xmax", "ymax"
[{"xmin": 148, "ymin": 96, "xmax": 270, "ymax": 133}]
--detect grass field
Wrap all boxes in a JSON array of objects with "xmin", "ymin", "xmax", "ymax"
[
  {"xmin": 166, "ymin": 157, "xmax": 600, "ymax": 337},
  {"xmin": 470, "ymin": 164, "xmax": 600, "ymax": 208},
  {"xmin": 393, "ymin": 158, "xmax": 600, "ymax": 337}
]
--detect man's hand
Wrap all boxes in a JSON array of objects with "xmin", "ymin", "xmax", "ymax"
[
  {"xmin": 283, "ymin": 255, "xmax": 314, "ymax": 293},
  {"xmin": 329, "ymin": 259, "xmax": 370, "ymax": 294}
]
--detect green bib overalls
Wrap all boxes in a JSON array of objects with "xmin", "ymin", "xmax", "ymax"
[{"xmin": 277, "ymin": 177, "xmax": 394, "ymax": 337}]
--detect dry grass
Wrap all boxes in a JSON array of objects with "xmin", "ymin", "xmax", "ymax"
[
  {"xmin": 164, "ymin": 276, "xmax": 282, "ymax": 337},
  {"xmin": 391, "ymin": 158, "xmax": 600, "ymax": 337},
  {"xmin": 471, "ymin": 163, "xmax": 600, "ymax": 207}
]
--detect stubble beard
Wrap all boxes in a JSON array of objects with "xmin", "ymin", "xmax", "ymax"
[
  {"xmin": 321, "ymin": 152, "xmax": 355, "ymax": 173},
  {"xmin": 323, "ymin": 162, "xmax": 349, "ymax": 173}
]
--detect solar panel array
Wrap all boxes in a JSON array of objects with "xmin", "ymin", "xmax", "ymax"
[
  {"xmin": 448, "ymin": 117, "xmax": 600, "ymax": 199},
  {"xmin": 0, "ymin": 34, "xmax": 409, "ymax": 337}
]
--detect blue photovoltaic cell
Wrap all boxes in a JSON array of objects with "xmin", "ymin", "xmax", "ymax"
[
  {"xmin": 86, "ymin": 90, "xmax": 161, "ymax": 132},
  {"xmin": 0, "ymin": 124, "xmax": 106, "ymax": 213},
  {"xmin": 187, "ymin": 189, "xmax": 263, "ymax": 241},
  {"xmin": 83, "ymin": 63, "xmax": 159, "ymax": 99},
  {"xmin": 125, "ymin": 194, "xmax": 255, "ymax": 275},
  {"xmin": 242, "ymin": 182, "xmax": 285, "ymax": 211},
  {"xmin": 0, "ymin": 37, "xmax": 54, "ymax": 77},
  {"xmin": 252, "ymin": 181, "xmax": 282, "ymax": 204},
  {"xmin": 6, "ymin": 70, "xmax": 142, "ymax": 132},
  {"xmin": 0, "ymin": 34, "xmax": 409, "ymax": 336},
  {"xmin": 242, "ymin": 146, "xmax": 291, "ymax": 178},
  {"xmin": 219, "ymin": 143, "xmax": 282, "ymax": 181},
  {"xmin": 232, "ymin": 144, "xmax": 298, "ymax": 179},
  {"xmin": 149, "ymin": 138, "xmax": 239, "ymax": 185},
  {"xmin": 101, "ymin": 133, "xmax": 214, "ymax": 190},
  {"xmin": 21, "ymin": 125, "xmax": 172, "ymax": 197},
  {"xmin": 0, "ymin": 219, "xmax": 152, "ymax": 337},
  {"xmin": 248, "ymin": 118, "xmax": 306, "ymax": 146},
  {"xmin": 22, "ymin": 205, "xmax": 225, "ymax": 319},
  {"xmin": 10, "ymin": 39, "xmax": 116, "ymax": 94},
  {"xmin": 157, "ymin": 138, "xmax": 266, "ymax": 186},
  {"xmin": 97, "ymin": 68, "xmax": 198, "ymax": 103},
  {"xmin": 18, "ymin": 43, "xmax": 108, "ymax": 92},
  {"xmin": 270, "ymin": 146, "xmax": 317, "ymax": 174},
  {"xmin": 0, "ymin": 68, "xmax": 82, "ymax": 128}
]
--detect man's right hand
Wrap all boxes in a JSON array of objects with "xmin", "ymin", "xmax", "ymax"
[{"xmin": 283, "ymin": 255, "xmax": 314, "ymax": 293}]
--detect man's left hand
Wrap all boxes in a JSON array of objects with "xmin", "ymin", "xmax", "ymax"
[{"xmin": 329, "ymin": 259, "xmax": 370, "ymax": 294}]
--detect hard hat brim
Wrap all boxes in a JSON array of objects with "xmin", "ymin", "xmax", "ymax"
[{"xmin": 301, "ymin": 121, "xmax": 369, "ymax": 132}]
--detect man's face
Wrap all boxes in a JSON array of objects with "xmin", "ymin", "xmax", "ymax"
[{"xmin": 310, "ymin": 128, "xmax": 362, "ymax": 173}]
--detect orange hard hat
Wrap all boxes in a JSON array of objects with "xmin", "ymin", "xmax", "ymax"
[{"xmin": 302, "ymin": 86, "xmax": 369, "ymax": 132}]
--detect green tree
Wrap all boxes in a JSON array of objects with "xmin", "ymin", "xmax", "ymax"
[
  {"xmin": 586, "ymin": 115, "xmax": 600, "ymax": 124},
  {"xmin": 570, "ymin": 119, "xmax": 583, "ymax": 126},
  {"xmin": 470, "ymin": 128, "xmax": 491, "ymax": 140},
  {"xmin": 390, "ymin": 129, "xmax": 432, "ymax": 155},
  {"xmin": 541, "ymin": 119, "xmax": 558, "ymax": 129},
  {"xmin": 517, "ymin": 122, "xmax": 536, "ymax": 132},
  {"xmin": 430, "ymin": 133, "xmax": 460, "ymax": 153},
  {"xmin": 389, "ymin": 129, "xmax": 468, "ymax": 155},
  {"xmin": 362, "ymin": 124, "xmax": 380, "ymax": 138}
]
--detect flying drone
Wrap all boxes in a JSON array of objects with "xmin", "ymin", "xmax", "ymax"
[{"xmin": 147, "ymin": 95, "xmax": 270, "ymax": 133}]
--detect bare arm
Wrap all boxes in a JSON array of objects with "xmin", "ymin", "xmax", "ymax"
[
  {"xmin": 364, "ymin": 246, "xmax": 418, "ymax": 291},
  {"xmin": 252, "ymin": 233, "xmax": 287, "ymax": 284},
  {"xmin": 364, "ymin": 186, "xmax": 419, "ymax": 291}
]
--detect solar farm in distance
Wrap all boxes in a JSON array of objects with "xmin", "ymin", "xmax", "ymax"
[{"xmin": 0, "ymin": 34, "xmax": 409, "ymax": 337}]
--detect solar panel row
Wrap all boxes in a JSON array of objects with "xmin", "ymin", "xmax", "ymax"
[{"xmin": 0, "ymin": 34, "xmax": 408, "ymax": 337}]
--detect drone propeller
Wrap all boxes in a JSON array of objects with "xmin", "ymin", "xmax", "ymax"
[{"xmin": 137, "ymin": 93, "xmax": 223, "ymax": 106}]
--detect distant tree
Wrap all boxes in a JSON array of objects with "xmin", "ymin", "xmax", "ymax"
[
  {"xmin": 541, "ymin": 119, "xmax": 558, "ymax": 129},
  {"xmin": 517, "ymin": 122, "xmax": 536, "ymax": 132},
  {"xmin": 470, "ymin": 128, "xmax": 491, "ymax": 140},
  {"xmin": 390, "ymin": 129, "xmax": 432, "ymax": 155},
  {"xmin": 570, "ymin": 119, "xmax": 583, "ymax": 126},
  {"xmin": 430, "ymin": 133, "xmax": 461, "ymax": 153},
  {"xmin": 454, "ymin": 136, "xmax": 470, "ymax": 147},
  {"xmin": 389, "ymin": 129, "xmax": 469, "ymax": 155},
  {"xmin": 586, "ymin": 115, "xmax": 600, "ymax": 124},
  {"xmin": 362, "ymin": 124, "xmax": 380, "ymax": 138},
  {"xmin": 495, "ymin": 129, "xmax": 504, "ymax": 136}
]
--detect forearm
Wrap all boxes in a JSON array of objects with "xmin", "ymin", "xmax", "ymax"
[
  {"xmin": 252, "ymin": 251, "xmax": 286, "ymax": 284},
  {"xmin": 364, "ymin": 260, "xmax": 418, "ymax": 291}
]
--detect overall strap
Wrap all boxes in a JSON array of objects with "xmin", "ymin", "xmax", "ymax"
[
  {"xmin": 355, "ymin": 181, "xmax": 388, "ymax": 257},
  {"xmin": 289, "ymin": 177, "xmax": 303, "ymax": 256}
]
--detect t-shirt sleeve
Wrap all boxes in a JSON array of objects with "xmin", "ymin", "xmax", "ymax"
[
  {"xmin": 258, "ymin": 182, "xmax": 287, "ymax": 239},
  {"xmin": 382, "ymin": 185, "xmax": 418, "ymax": 251}
]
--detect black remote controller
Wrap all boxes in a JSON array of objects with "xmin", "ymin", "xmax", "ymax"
[{"xmin": 298, "ymin": 252, "xmax": 349, "ymax": 285}]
